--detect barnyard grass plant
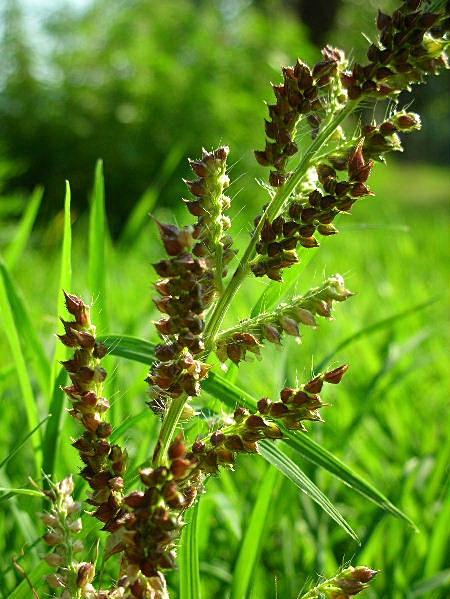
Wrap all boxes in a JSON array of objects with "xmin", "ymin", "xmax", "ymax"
[{"xmin": 2, "ymin": 1, "xmax": 449, "ymax": 597}]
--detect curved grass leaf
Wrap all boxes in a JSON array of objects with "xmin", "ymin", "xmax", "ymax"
[
  {"xmin": 99, "ymin": 334, "xmax": 156, "ymax": 364},
  {"xmin": 230, "ymin": 465, "xmax": 280, "ymax": 599},
  {"xmin": 7, "ymin": 560, "xmax": 49, "ymax": 599},
  {"xmin": 50, "ymin": 180, "xmax": 72, "ymax": 388},
  {"xmin": 259, "ymin": 440, "xmax": 359, "ymax": 542},
  {"xmin": 0, "ymin": 260, "xmax": 50, "ymax": 397},
  {"xmin": 0, "ymin": 488, "xmax": 43, "ymax": 499},
  {"xmin": 179, "ymin": 499, "xmax": 202, "ymax": 599},
  {"xmin": 42, "ymin": 367, "xmax": 68, "ymax": 478},
  {"xmin": 0, "ymin": 260, "xmax": 41, "ymax": 475},
  {"xmin": 89, "ymin": 159, "xmax": 109, "ymax": 333},
  {"xmin": 5, "ymin": 186, "xmax": 43, "ymax": 271},
  {"xmin": 119, "ymin": 143, "xmax": 185, "ymax": 248},
  {"xmin": 100, "ymin": 334, "xmax": 415, "ymax": 527},
  {"xmin": 316, "ymin": 298, "xmax": 437, "ymax": 371},
  {"xmin": 0, "ymin": 415, "xmax": 50, "ymax": 471}
]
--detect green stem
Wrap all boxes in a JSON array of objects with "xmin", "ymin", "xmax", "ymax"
[
  {"xmin": 203, "ymin": 101, "xmax": 358, "ymax": 352},
  {"xmin": 152, "ymin": 394, "xmax": 189, "ymax": 466},
  {"xmin": 154, "ymin": 101, "xmax": 359, "ymax": 467}
]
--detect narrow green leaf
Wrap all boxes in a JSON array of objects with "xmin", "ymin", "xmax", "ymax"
[
  {"xmin": 0, "ymin": 260, "xmax": 50, "ymax": 397},
  {"xmin": 50, "ymin": 180, "xmax": 72, "ymax": 388},
  {"xmin": 316, "ymin": 298, "xmax": 437, "ymax": 371},
  {"xmin": 0, "ymin": 262, "xmax": 41, "ymax": 475},
  {"xmin": 230, "ymin": 465, "xmax": 280, "ymax": 599},
  {"xmin": 110, "ymin": 409, "xmax": 152, "ymax": 443},
  {"xmin": 100, "ymin": 334, "xmax": 414, "ymax": 526},
  {"xmin": 0, "ymin": 415, "xmax": 50, "ymax": 471},
  {"xmin": 7, "ymin": 560, "xmax": 49, "ymax": 599},
  {"xmin": 259, "ymin": 440, "xmax": 359, "ymax": 542},
  {"xmin": 282, "ymin": 431, "xmax": 416, "ymax": 529},
  {"xmin": 0, "ymin": 488, "xmax": 43, "ymax": 498},
  {"xmin": 99, "ymin": 334, "xmax": 155, "ymax": 364},
  {"xmin": 5, "ymin": 186, "xmax": 43, "ymax": 271},
  {"xmin": 0, "ymin": 364, "xmax": 14, "ymax": 383},
  {"xmin": 179, "ymin": 500, "xmax": 202, "ymax": 599},
  {"xmin": 46, "ymin": 182, "xmax": 72, "ymax": 478},
  {"xmin": 89, "ymin": 159, "xmax": 109, "ymax": 333},
  {"xmin": 42, "ymin": 368, "xmax": 67, "ymax": 478},
  {"xmin": 119, "ymin": 143, "xmax": 185, "ymax": 248},
  {"xmin": 411, "ymin": 570, "xmax": 450, "ymax": 597}
]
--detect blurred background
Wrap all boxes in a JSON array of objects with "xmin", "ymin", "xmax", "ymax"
[{"xmin": 0, "ymin": 0, "xmax": 449, "ymax": 598}]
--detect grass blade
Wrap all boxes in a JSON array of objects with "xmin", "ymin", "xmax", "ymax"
[
  {"xmin": 45, "ymin": 181, "xmax": 72, "ymax": 477},
  {"xmin": 119, "ymin": 143, "xmax": 185, "ymax": 248},
  {"xmin": 50, "ymin": 180, "xmax": 72, "ymax": 386},
  {"xmin": 42, "ymin": 368, "xmax": 67, "ymax": 478},
  {"xmin": 0, "ymin": 261, "xmax": 41, "ymax": 475},
  {"xmin": 5, "ymin": 186, "xmax": 43, "ymax": 271},
  {"xmin": 230, "ymin": 465, "xmax": 280, "ymax": 599},
  {"xmin": 100, "ymin": 334, "xmax": 415, "ymax": 526},
  {"xmin": 7, "ymin": 560, "xmax": 49, "ymax": 599},
  {"xmin": 0, "ymin": 415, "xmax": 50, "ymax": 471},
  {"xmin": 316, "ymin": 298, "xmax": 437, "ymax": 370},
  {"xmin": 281, "ymin": 431, "xmax": 415, "ymax": 529},
  {"xmin": 89, "ymin": 159, "xmax": 109, "ymax": 333},
  {"xmin": 179, "ymin": 499, "xmax": 202, "ymax": 599},
  {"xmin": 259, "ymin": 440, "xmax": 359, "ymax": 543},
  {"xmin": 0, "ymin": 488, "xmax": 43, "ymax": 498},
  {"xmin": 0, "ymin": 260, "xmax": 50, "ymax": 397}
]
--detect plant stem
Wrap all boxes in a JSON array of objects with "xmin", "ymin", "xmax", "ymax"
[
  {"xmin": 154, "ymin": 101, "xmax": 358, "ymax": 467},
  {"xmin": 152, "ymin": 394, "xmax": 189, "ymax": 466},
  {"xmin": 203, "ymin": 101, "xmax": 358, "ymax": 352}
]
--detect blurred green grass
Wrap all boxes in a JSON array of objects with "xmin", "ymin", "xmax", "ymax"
[{"xmin": 0, "ymin": 159, "xmax": 449, "ymax": 598}]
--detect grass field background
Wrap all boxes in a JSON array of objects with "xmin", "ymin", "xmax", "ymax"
[{"xmin": 0, "ymin": 158, "xmax": 449, "ymax": 598}]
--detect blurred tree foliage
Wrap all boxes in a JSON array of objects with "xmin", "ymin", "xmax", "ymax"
[
  {"xmin": 0, "ymin": 0, "xmax": 317, "ymax": 232},
  {"xmin": 0, "ymin": 0, "xmax": 448, "ymax": 233}
]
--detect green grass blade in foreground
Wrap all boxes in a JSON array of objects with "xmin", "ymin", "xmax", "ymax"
[
  {"xmin": 45, "ymin": 182, "xmax": 71, "ymax": 477},
  {"xmin": 0, "ymin": 488, "xmax": 44, "ymax": 498},
  {"xmin": 42, "ymin": 367, "xmax": 67, "ymax": 478},
  {"xmin": 230, "ymin": 465, "xmax": 280, "ymax": 599},
  {"xmin": 0, "ymin": 415, "xmax": 50, "ymax": 471},
  {"xmin": 99, "ymin": 334, "xmax": 157, "ymax": 363},
  {"xmin": 202, "ymin": 375, "xmax": 415, "ymax": 527},
  {"xmin": 119, "ymin": 143, "xmax": 185, "ymax": 248},
  {"xmin": 8, "ymin": 560, "xmax": 49, "ymax": 599},
  {"xmin": 0, "ymin": 260, "xmax": 50, "ymax": 396},
  {"xmin": 259, "ymin": 440, "xmax": 359, "ymax": 542},
  {"xmin": 316, "ymin": 298, "xmax": 437, "ymax": 371},
  {"xmin": 100, "ymin": 334, "xmax": 414, "ymax": 526},
  {"xmin": 251, "ymin": 246, "xmax": 319, "ymax": 317},
  {"xmin": 4, "ymin": 186, "xmax": 43, "ymax": 271},
  {"xmin": 50, "ymin": 181, "xmax": 72, "ymax": 386},
  {"xmin": 0, "ymin": 263, "xmax": 42, "ymax": 475},
  {"xmin": 179, "ymin": 500, "xmax": 202, "ymax": 599},
  {"xmin": 89, "ymin": 159, "xmax": 109, "ymax": 333}
]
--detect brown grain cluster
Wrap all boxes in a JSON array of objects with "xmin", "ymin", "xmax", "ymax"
[
  {"xmin": 255, "ymin": 46, "xmax": 346, "ymax": 187},
  {"xmin": 149, "ymin": 147, "xmax": 232, "ymax": 414},
  {"xmin": 59, "ymin": 293, "xmax": 127, "ymax": 533},
  {"xmin": 341, "ymin": 0, "xmax": 448, "ymax": 100}
]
